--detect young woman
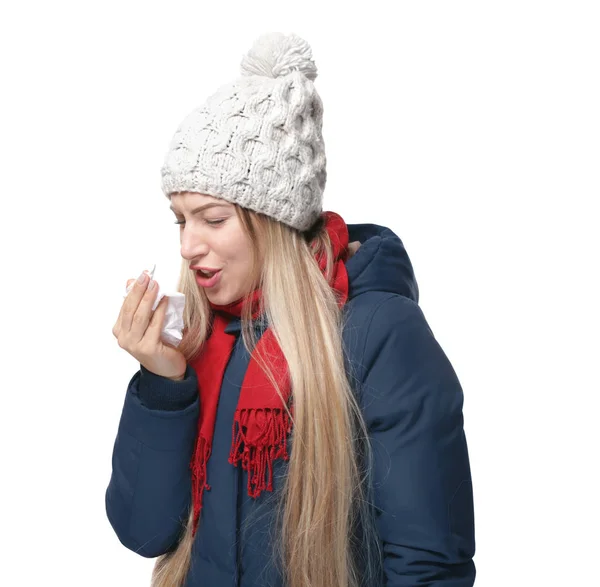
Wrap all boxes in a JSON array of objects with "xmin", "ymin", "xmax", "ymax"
[{"xmin": 106, "ymin": 32, "xmax": 476, "ymax": 587}]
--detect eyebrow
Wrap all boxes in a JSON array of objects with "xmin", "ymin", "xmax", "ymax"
[{"xmin": 169, "ymin": 202, "xmax": 231, "ymax": 215}]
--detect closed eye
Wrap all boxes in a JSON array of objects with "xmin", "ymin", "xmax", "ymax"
[{"xmin": 174, "ymin": 219, "xmax": 225, "ymax": 226}]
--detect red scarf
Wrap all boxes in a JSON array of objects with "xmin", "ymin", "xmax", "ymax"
[{"xmin": 188, "ymin": 211, "xmax": 350, "ymax": 537}]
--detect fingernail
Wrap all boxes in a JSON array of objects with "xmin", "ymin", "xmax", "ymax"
[
  {"xmin": 137, "ymin": 272, "xmax": 147, "ymax": 284},
  {"xmin": 148, "ymin": 279, "xmax": 155, "ymax": 290}
]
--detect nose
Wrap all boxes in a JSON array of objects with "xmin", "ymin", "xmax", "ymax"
[{"xmin": 179, "ymin": 226, "xmax": 210, "ymax": 262}]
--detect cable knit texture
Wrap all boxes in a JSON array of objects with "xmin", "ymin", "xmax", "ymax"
[{"xmin": 160, "ymin": 32, "xmax": 327, "ymax": 231}]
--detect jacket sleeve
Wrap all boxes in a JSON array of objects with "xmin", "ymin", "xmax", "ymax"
[
  {"xmin": 105, "ymin": 363, "xmax": 199, "ymax": 558},
  {"xmin": 359, "ymin": 295, "xmax": 476, "ymax": 586}
]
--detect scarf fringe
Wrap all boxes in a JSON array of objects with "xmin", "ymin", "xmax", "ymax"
[
  {"xmin": 190, "ymin": 436, "xmax": 212, "ymax": 536},
  {"xmin": 228, "ymin": 408, "xmax": 292, "ymax": 498}
]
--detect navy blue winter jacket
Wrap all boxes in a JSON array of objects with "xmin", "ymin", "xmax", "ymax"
[{"xmin": 105, "ymin": 222, "xmax": 476, "ymax": 586}]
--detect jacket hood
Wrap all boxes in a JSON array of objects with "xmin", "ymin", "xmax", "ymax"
[{"xmin": 346, "ymin": 222, "xmax": 419, "ymax": 303}]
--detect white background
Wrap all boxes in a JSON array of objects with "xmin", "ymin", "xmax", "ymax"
[{"xmin": 1, "ymin": 1, "xmax": 598, "ymax": 585}]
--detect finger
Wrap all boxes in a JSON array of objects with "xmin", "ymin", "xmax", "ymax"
[
  {"xmin": 120, "ymin": 274, "xmax": 152, "ymax": 333},
  {"xmin": 116, "ymin": 279, "xmax": 137, "ymax": 322},
  {"xmin": 129, "ymin": 280, "xmax": 160, "ymax": 344},
  {"xmin": 143, "ymin": 295, "xmax": 168, "ymax": 346},
  {"xmin": 114, "ymin": 278, "xmax": 137, "ymax": 336}
]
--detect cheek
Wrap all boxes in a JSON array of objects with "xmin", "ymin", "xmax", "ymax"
[
  {"xmin": 218, "ymin": 227, "xmax": 253, "ymax": 267},
  {"xmin": 231, "ymin": 234, "xmax": 254, "ymax": 274}
]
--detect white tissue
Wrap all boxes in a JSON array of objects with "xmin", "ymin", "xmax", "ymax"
[{"xmin": 123, "ymin": 264, "xmax": 186, "ymax": 348}]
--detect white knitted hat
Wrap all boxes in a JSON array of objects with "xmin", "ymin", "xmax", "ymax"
[{"xmin": 160, "ymin": 32, "xmax": 327, "ymax": 232}]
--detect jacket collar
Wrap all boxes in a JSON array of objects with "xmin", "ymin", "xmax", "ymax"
[{"xmin": 222, "ymin": 221, "xmax": 418, "ymax": 336}]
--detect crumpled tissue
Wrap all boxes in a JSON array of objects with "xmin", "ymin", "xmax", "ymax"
[{"xmin": 123, "ymin": 264, "xmax": 186, "ymax": 347}]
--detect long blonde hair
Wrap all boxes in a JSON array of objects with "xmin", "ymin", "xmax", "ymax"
[{"xmin": 151, "ymin": 204, "xmax": 381, "ymax": 587}]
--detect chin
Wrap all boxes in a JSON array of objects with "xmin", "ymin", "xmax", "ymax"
[{"xmin": 206, "ymin": 290, "xmax": 232, "ymax": 306}]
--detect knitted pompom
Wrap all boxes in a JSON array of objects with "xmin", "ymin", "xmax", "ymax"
[{"xmin": 240, "ymin": 32, "xmax": 318, "ymax": 81}]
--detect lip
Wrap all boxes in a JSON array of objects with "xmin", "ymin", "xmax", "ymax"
[
  {"xmin": 195, "ymin": 269, "xmax": 222, "ymax": 288},
  {"xmin": 190, "ymin": 266, "xmax": 221, "ymax": 272}
]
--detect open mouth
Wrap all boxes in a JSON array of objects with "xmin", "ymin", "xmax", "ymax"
[{"xmin": 195, "ymin": 269, "xmax": 222, "ymax": 288}]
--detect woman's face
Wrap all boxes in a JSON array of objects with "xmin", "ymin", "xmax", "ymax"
[{"xmin": 170, "ymin": 192, "xmax": 256, "ymax": 305}]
